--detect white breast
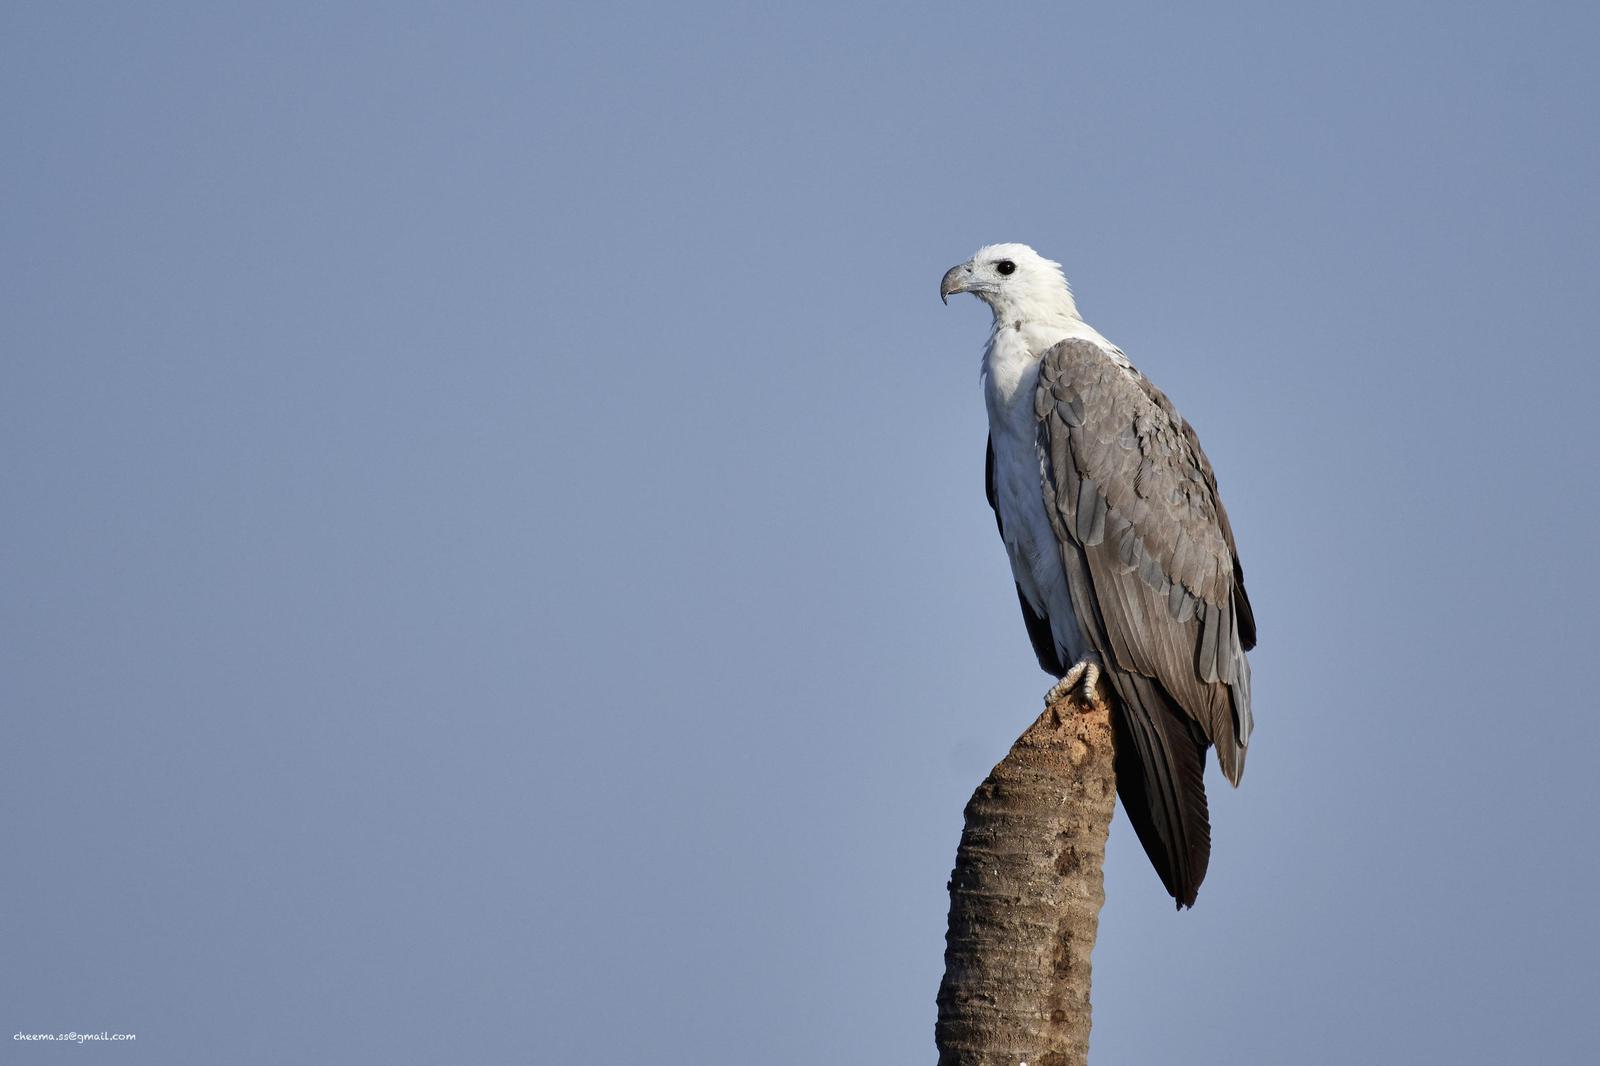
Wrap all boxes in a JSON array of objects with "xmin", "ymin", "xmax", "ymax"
[{"xmin": 982, "ymin": 320, "xmax": 1120, "ymax": 672}]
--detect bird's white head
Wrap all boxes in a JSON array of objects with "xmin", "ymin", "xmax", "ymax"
[{"xmin": 940, "ymin": 243, "xmax": 1079, "ymax": 323}]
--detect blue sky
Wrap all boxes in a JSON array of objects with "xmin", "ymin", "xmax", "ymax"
[{"xmin": 5, "ymin": 4, "xmax": 1598, "ymax": 1063}]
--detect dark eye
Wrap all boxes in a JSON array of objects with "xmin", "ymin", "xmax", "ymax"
[{"xmin": 996, "ymin": 260, "xmax": 1016, "ymax": 275}]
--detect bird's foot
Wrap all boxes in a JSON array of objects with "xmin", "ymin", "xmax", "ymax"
[{"xmin": 1046, "ymin": 659, "xmax": 1102, "ymax": 708}]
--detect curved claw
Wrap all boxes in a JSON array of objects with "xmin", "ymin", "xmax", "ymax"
[{"xmin": 1046, "ymin": 660, "xmax": 1102, "ymax": 708}]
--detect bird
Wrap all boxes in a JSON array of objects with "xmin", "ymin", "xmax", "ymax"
[{"xmin": 941, "ymin": 243, "xmax": 1255, "ymax": 907}]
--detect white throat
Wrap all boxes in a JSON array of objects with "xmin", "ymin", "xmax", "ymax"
[{"xmin": 980, "ymin": 304, "xmax": 1122, "ymax": 420}]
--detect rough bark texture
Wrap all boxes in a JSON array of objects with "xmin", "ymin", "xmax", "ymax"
[{"xmin": 935, "ymin": 683, "xmax": 1117, "ymax": 1066}]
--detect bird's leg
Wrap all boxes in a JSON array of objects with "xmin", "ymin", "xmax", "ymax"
[
  {"xmin": 1045, "ymin": 658, "xmax": 1102, "ymax": 708},
  {"xmin": 1046, "ymin": 662, "xmax": 1087, "ymax": 706}
]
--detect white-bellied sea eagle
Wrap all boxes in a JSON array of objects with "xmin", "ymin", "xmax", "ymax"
[{"xmin": 941, "ymin": 243, "xmax": 1256, "ymax": 907}]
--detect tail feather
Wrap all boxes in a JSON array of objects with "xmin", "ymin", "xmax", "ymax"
[{"xmin": 1103, "ymin": 670, "xmax": 1211, "ymax": 908}]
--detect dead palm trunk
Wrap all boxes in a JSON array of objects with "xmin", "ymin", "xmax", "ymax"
[{"xmin": 934, "ymin": 679, "xmax": 1117, "ymax": 1066}]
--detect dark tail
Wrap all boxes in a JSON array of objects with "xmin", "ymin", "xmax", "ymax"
[{"xmin": 1103, "ymin": 670, "xmax": 1212, "ymax": 908}]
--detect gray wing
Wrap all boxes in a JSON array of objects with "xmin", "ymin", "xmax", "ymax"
[{"xmin": 1037, "ymin": 338, "xmax": 1255, "ymax": 905}]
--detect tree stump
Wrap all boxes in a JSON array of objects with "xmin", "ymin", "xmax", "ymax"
[{"xmin": 935, "ymin": 682, "xmax": 1117, "ymax": 1066}]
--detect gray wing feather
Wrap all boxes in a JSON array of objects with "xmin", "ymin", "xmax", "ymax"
[{"xmin": 1038, "ymin": 339, "xmax": 1254, "ymax": 783}]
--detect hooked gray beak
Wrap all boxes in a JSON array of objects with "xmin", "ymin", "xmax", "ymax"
[{"xmin": 940, "ymin": 263, "xmax": 972, "ymax": 305}]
